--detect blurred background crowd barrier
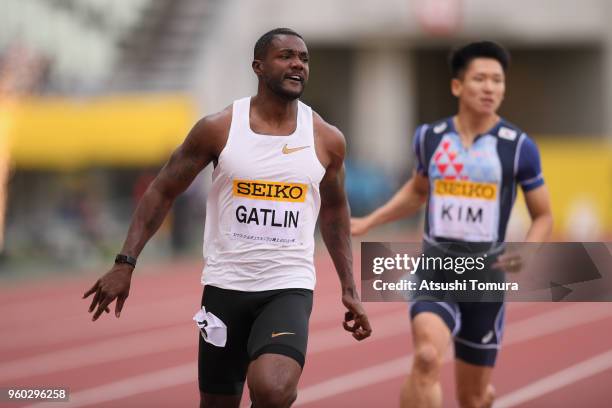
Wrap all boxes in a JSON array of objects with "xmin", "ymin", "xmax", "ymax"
[{"xmin": 0, "ymin": 0, "xmax": 610, "ymax": 276}]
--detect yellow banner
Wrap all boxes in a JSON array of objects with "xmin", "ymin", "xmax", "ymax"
[{"xmin": 7, "ymin": 94, "xmax": 196, "ymax": 169}]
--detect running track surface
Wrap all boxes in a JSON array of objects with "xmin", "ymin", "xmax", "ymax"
[{"xmin": 1, "ymin": 255, "xmax": 611, "ymax": 408}]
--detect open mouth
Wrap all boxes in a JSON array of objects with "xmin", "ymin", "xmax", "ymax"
[{"xmin": 285, "ymin": 75, "xmax": 304, "ymax": 83}]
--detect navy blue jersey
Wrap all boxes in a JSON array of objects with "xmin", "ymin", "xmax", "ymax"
[{"xmin": 413, "ymin": 117, "xmax": 544, "ymax": 245}]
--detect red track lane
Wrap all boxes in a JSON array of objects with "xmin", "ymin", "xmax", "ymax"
[
  {"xmin": 1, "ymin": 258, "xmax": 611, "ymax": 407},
  {"xmin": 297, "ymin": 310, "xmax": 612, "ymax": 407},
  {"xmin": 517, "ymin": 369, "xmax": 612, "ymax": 408}
]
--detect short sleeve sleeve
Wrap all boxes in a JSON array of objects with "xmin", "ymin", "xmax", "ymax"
[
  {"xmin": 516, "ymin": 135, "xmax": 545, "ymax": 192},
  {"xmin": 413, "ymin": 124, "xmax": 428, "ymax": 175}
]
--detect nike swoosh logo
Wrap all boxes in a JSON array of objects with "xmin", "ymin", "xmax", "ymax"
[
  {"xmin": 481, "ymin": 330, "xmax": 494, "ymax": 344},
  {"xmin": 271, "ymin": 331, "xmax": 295, "ymax": 338},
  {"xmin": 282, "ymin": 144, "xmax": 310, "ymax": 155}
]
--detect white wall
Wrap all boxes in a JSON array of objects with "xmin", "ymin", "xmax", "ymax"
[{"xmin": 191, "ymin": 0, "xmax": 612, "ymax": 168}]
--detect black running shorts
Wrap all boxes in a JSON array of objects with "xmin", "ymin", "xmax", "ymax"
[{"xmin": 198, "ymin": 285, "xmax": 313, "ymax": 395}]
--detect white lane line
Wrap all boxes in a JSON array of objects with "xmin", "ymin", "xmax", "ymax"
[
  {"xmin": 495, "ymin": 348, "xmax": 612, "ymax": 408},
  {"xmin": 297, "ymin": 356, "xmax": 413, "ymax": 405},
  {"xmin": 18, "ymin": 310, "xmax": 410, "ymax": 408},
  {"xmin": 294, "ymin": 306, "xmax": 557, "ymax": 406},
  {"xmin": 0, "ymin": 326, "xmax": 192, "ymax": 382},
  {"xmin": 308, "ymin": 310, "xmax": 410, "ymax": 354},
  {"xmin": 0, "ymin": 297, "xmax": 196, "ymax": 351},
  {"xmin": 0, "ymin": 292, "xmax": 404, "ymax": 351},
  {"xmin": 0, "ymin": 308, "xmax": 408, "ymax": 382},
  {"xmin": 293, "ymin": 303, "xmax": 612, "ymax": 406},
  {"xmin": 503, "ymin": 303, "xmax": 612, "ymax": 344},
  {"xmin": 22, "ymin": 303, "xmax": 610, "ymax": 408},
  {"xmin": 0, "ymin": 281, "xmax": 195, "ymax": 327},
  {"xmin": 0, "ymin": 286, "xmax": 531, "ymax": 350},
  {"xmin": 22, "ymin": 363, "xmax": 197, "ymax": 408}
]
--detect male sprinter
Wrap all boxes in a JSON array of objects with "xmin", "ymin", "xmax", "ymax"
[
  {"xmin": 352, "ymin": 41, "xmax": 552, "ymax": 408},
  {"xmin": 84, "ymin": 28, "xmax": 371, "ymax": 408}
]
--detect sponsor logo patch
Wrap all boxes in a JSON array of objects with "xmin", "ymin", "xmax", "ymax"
[
  {"xmin": 481, "ymin": 330, "xmax": 494, "ymax": 344},
  {"xmin": 434, "ymin": 122, "xmax": 448, "ymax": 134},
  {"xmin": 233, "ymin": 180, "xmax": 308, "ymax": 203},
  {"xmin": 282, "ymin": 144, "xmax": 310, "ymax": 154},
  {"xmin": 434, "ymin": 179, "xmax": 497, "ymax": 201},
  {"xmin": 498, "ymin": 127, "xmax": 517, "ymax": 141},
  {"xmin": 271, "ymin": 331, "xmax": 296, "ymax": 338}
]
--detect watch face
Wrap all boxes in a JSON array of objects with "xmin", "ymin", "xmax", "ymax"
[{"xmin": 115, "ymin": 255, "xmax": 136, "ymax": 266}]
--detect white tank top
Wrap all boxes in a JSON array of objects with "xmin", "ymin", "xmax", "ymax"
[{"xmin": 201, "ymin": 97, "xmax": 326, "ymax": 291}]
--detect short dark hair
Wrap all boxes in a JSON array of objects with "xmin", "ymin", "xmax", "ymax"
[
  {"xmin": 253, "ymin": 28, "xmax": 304, "ymax": 60},
  {"xmin": 449, "ymin": 41, "xmax": 510, "ymax": 78}
]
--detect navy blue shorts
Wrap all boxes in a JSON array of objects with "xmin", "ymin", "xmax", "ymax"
[{"xmin": 410, "ymin": 300, "xmax": 505, "ymax": 366}]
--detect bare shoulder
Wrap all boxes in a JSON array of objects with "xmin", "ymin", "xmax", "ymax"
[
  {"xmin": 185, "ymin": 104, "xmax": 232, "ymax": 158},
  {"xmin": 191, "ymin": 105, "xmax": 232, "ymax": 143},
  {"xmin": 312, "ymin": 110, "xmax": 346, "ymax": 168}
]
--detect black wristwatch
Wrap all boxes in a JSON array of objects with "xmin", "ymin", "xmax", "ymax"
[{"xmin": 115, "ymin": 254, "xmax": 137, "ymax": 268}]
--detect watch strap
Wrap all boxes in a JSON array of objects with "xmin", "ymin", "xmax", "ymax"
[{"xmin": 115, "ymin": 254, "xmax": 137, "ymax": 268}]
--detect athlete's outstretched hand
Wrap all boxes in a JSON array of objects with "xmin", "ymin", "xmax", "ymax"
[
  {"xmin": 350, "ymin": 217, "xmax": 372, "ymax": 236},
  {"xmin": 342, "ymin": 293, "xmax": 372, "ymax": 340},
  {"xmin": 83, "ymin": 265, "xmax": 133, "ymax": 321}
]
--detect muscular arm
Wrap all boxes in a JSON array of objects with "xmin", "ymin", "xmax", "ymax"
[
  {"xmin": 318, "ymin": 126, "xmax": 355, "ymax": 295},
  {"xmin": 351, "ymin": 171, "xmax": 429, "ymax": 235},
  {"xmin": 315, "ymin": 116, "xmax": 371, "ymax": 340},
  {"xmin": 120, "ymin": 118, "xmax": 219, "ymax": 258},
  {"xmin": 84, "ymin": 110, "xmax": 230, "ymax": 320}
]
